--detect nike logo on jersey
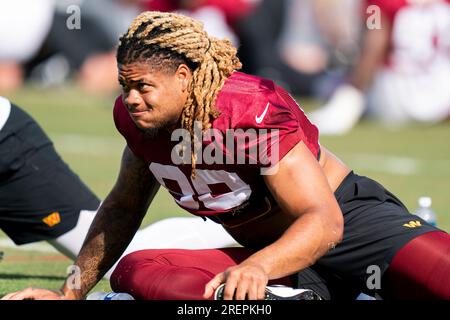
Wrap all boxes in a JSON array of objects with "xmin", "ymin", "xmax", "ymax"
[{"xmin": 255, "ymin": 102, "xmax": 270, "ymax": 124}]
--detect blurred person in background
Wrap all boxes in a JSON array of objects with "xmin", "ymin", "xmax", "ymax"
[
  {"xmin": 236, "ymin": 0, "xmax": 362, "ymax": 97},
  {"xmin": 141, "ymin": 0, "xmax": 260, "ymax": 47},
  {"xmin": 118, "ymin": 0, "xmax": 363, "ymax": 98},
  {"xmin": 64, "ymin": 0, "xmax": 144, "ymax": 94},
  {"xmin": 25, "ymin": 0, "xmax": 141, "ymax": 95},
  {"xmin": 0, "ymin": 0, "xmax": 55, "ymax": 93},
  {"xmin": 309, "ymin": 0, "xmax": 450, "ymax": 135},
  {"xmin": 0, "ymin": 0, "xmax": 143, "ymax": 95}
]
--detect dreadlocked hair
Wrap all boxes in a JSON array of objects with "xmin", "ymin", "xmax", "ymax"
[{"xmin": 117, "ymin": 11, "xmax": 242, "ymax": 177}]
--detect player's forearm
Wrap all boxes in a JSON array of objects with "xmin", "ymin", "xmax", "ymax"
[
  {"xmin": 60, "ymin": 147, "xmax": 158, "ymax": 299},
  {"xmin": 61, "ymin": 195, "xmax": 147, "ymax": 299},
  {"xmin": 350, "ymin": 20, "xmax": 390, "ymax": 92},
  {"xmin": 244, "ymin": 208, "xmax": 343, "ymax": 280}
]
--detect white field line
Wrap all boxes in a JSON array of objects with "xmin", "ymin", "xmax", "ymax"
[
  {"xmin": 52, "ymin": 134, "xmax": 124, "ymax": 156},
  {"xmin": 0, "ymin": 238, "xmax": 58, "ymax": 253},
  {"xmin": 344, "ymin": 153, "xmax": 420, "ymax": 176}
]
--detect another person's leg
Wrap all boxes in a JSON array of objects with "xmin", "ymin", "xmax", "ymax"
[
  {"xmin": 47, "ymin": 210, "xmax": 98, "ymax": 260},
  {"xmin": 123, "ymin": 217, "xmax": 238, "ymax": 252},
  {"xmin": 0, "ymin": 102, "xmax": 99, "ymax": 246}
]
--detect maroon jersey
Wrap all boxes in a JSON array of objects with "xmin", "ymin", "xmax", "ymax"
[{"xmin": 114, "ymin": 71, "xmax": 319, "ymax": 222}]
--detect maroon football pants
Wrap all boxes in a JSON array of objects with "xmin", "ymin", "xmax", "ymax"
[
  {"xmin": 110, "ymin": 231, "xmax": 450, "ymax": 300},
  {"xmin": 109, "ymin": 247, "xmax": 293, "ymax": 300},
  {"xmin": 381, "ymin": 231, "xmax": 450, "ymax": 299}
]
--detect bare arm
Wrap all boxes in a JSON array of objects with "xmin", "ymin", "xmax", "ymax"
[
  {"xmin": 306, "ymin": 16, "xmax": 391, "ymax": 135},
  {"xmin": 2, "ymin": 146, "xmax": 159, "ymax": 300},
  {"xmin": 62, "ymin": 146, "xmax": 159, "ymax": 299},
  {"xmin": 351, "ymin": 16, "xmax": 391, "ymax": 92},
  {"xmin": 204, "ymin": 142, "xmax": 344, "ymax": 300},
  {"xmin": 245, "ymin": 142, "xmax": 344, "ymax": 278}
]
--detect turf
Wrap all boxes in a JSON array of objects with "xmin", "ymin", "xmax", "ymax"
[{"xmin": 0, "ymin": 84, "xmax": 449, "ymax": 297}]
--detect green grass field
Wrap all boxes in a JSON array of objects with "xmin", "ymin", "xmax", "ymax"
[{"xmin": 1, "ymin": 84, "xmax": 449, "ymax": 298}]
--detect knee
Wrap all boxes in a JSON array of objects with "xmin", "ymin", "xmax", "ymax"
[
  {"xmin": 110, "ymin": 250, "xmax": 150, "ymax": 294},
  {"xmin": 109, "ymin": 249, "xmax": 217, "ymax": 300},
  {"xmin": 110, "ymin": 249, "xmax": 190, "ymax": 298}
]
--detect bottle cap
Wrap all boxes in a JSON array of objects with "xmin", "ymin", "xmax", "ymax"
[{"xmin": 418, "ymin": 197, "xmax": 432, "ymax": 208}]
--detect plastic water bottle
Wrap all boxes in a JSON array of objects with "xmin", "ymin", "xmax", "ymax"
[
  {"xmin": 86, "ymin": 291, "xmax": 135, "ymax": 300},
  {"xmin": 413, "ymin": 196, "xmax": 437, "ymax": 226}
]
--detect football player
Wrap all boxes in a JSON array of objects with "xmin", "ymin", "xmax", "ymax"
[
  {"xmin": 3, "ymin": 11, "xmax": 449, "ymax": 300},
  {"xmin": 0, "ymin": 96, "xmax": 236, "ymax": 278}
]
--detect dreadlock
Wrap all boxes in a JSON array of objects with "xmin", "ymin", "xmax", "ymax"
[{"xmin": 117, "ymin": 11, "xmax": 242, "ymax": 177}]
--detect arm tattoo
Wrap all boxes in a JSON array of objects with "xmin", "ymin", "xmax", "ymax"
[{"xmin": 63, "ymin": 147, "xmax": 159, "ymax": 298}]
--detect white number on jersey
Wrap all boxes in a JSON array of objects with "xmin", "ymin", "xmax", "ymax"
[{"xmin": 149, "ymin": 163, "xmax": 252, "ymax": 211}]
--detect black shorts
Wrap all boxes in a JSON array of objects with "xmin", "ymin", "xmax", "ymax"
[
  {"xmin": 292, "ymin": 171, "xmax": 441, "ymax": 300},
  {"xmin": 0, "ymin": 103, "xmax": 100, "ymax": 245}
]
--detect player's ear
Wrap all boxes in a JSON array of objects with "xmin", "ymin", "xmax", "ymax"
[{"xmin": 175, "ymin": 64, "xmax": 191, "ymax": 92}]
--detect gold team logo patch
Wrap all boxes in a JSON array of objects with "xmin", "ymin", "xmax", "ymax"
[
  {"xmin": 42, "ymin": 212, "xmax": 61, "ymax": 227},
  {"xmin": 403, "ymin": 220, "xmax": 422, "ymax": 228}
]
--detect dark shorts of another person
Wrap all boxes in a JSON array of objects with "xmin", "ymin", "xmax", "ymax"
[
  {"xmin": 291, "ymin": 171, "xmax": 442, "ymax": 300},
  {"xmin": 0, "ymin": 103, "xmax": 100, "ymax": 245}
]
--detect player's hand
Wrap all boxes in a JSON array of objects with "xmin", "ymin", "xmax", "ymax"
[
  {"xmin": 1, "ymin": 287, "xmax": 69, "ymax": 300},
  {"xmin": 203, "ymin": 262, "xmax": 268, "ymax": 300}
]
